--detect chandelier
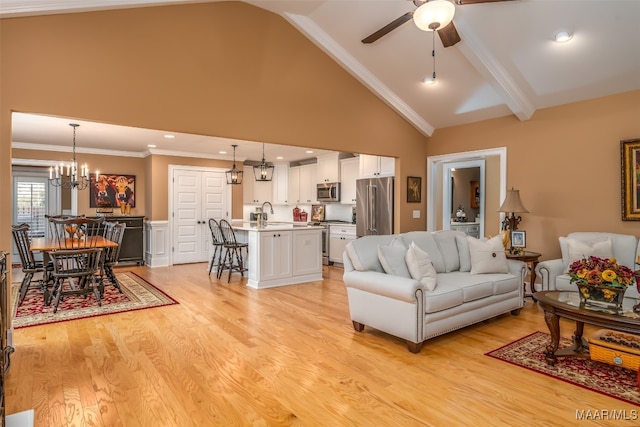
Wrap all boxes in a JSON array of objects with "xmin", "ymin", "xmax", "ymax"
[
  {"xmin": 49, "ymin": 123, "xmax": 90, "ymax": 190},
  {"xmin": 253, "ymin": 143, "xmax": 274, "ymax": 182},
  {"xmin": 226, "ymin": 144, "xmax": 243, "ymax": 185}
]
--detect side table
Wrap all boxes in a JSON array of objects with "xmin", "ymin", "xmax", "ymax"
[{"xmin": 506, "ymin": 251, "xmax": 541, "ymax": 297}]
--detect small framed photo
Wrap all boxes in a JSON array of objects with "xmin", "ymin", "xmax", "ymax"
[
  {"xmin": 407, "ymin": 176, "xmax": 421, "ymax": 203},
  {"xmin": 511, "ymin": 230, "xmax": 526, "ymax": 248}
]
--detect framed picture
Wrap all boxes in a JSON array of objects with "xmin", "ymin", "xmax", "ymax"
[
  {"xmin": 311, "ymin": 204, "xmax": 325, "ymax": 222},
  {"xmin": 621, "ymin": 138, "xmax": 640, "ymax": 220},
  {"xmin": 511, "ymin": 230, "xmax": 526, "ymax": 248},
  {"xmin": 407, "ymin": 176, "xmax": 421, "ymax": 203},
  {"xmin": 89, "ymin": 173, "xmax": 136, "ymax": 208}
]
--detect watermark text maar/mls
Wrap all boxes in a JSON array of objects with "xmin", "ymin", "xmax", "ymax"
[{"xmin": 576, "ymin": 409, "xmax": 638, "ymax": 421}]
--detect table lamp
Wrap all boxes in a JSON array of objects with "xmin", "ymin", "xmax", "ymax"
[{"xmin": 498, "ymin": 188, "xmax": 529, "ymax": 253}]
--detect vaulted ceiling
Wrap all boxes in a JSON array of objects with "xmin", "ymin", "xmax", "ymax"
[{"xmin": 4, "ymin": 0, "xmax": 640, "ymax": 159}]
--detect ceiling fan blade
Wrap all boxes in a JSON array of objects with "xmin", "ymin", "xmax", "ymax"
[
  {"xmin": 438, "ymin": 21, "xmax": 461, "ymax": 47},
  {"xmin": 361, "ymin": 11, "xmax": 414, "ymax": 44},
  {"xmin": 456, "ymin": 0, "xmax": 515, "ymax": 4}
]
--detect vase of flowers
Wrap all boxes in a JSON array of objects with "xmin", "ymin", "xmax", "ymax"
[{"xmin": 568, "ymin": 256, "xmax": 635, "ymax": 312}]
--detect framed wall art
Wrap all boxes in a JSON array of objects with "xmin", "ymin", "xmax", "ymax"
[
  {"xmin": 621, "ymin": 138, "xmax": 640, "ymax": 220},
  {"xmin": 89, "ymin": 173, "xmax": 136, "ymax": 208},
  {"xmin": 407, "ymin": 176, "xmax": 421, "ymax": 203}
]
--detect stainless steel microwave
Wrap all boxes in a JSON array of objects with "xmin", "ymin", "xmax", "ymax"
[{"xmin": 317, "ymin": 182, "xmax": 341, "ymax": 202}]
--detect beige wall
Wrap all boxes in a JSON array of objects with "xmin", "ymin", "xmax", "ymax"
[
  {"xmin": 0, "ymin": 2, "xmax": 428, "ymax": 251},
  {"xmin": 427, "ymin": 90, "xmax": 640, "ymax": 260}
]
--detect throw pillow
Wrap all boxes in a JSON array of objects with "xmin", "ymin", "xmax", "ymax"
[
  {"xmin": 405, "ymin": 241, "xmax": 437, "ymax": 290},
  {"xmin": 563, "ymin": 237, "xmax": 614, "ymax": 272},
  {"xmin": 467, "ymin": 235, "xmax": 509, "ymax": 275},
  {"xmin": 378, "ymin": 244, "xmax": 411, "ymax": 278}
]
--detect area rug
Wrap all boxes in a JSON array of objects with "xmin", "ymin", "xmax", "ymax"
[
  {"xmin": 12, "ymin": 272, "xmax": 178, "ymax": 328},
  {"xmin": 486, "ymin": 331, "xmax": 640, "ymax": 406}
]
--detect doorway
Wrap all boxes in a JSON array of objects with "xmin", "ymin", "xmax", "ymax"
[
  {"xmin": 170, "ymin": 166, "xmax": 230, "ymax": 265},
  {"xmin": 427, "ymin": 147, "xmax": 507, "ymax": 237}
]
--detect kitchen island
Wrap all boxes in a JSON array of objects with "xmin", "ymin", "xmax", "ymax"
[{"xmin": 232, "ymin": 222, "xmax": 324, "ymax": 289}]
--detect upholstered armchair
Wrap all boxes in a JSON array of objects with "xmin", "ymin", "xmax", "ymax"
[{"xmin": 535, "ymin": 232, "xmax": 640, "ymax": 298}]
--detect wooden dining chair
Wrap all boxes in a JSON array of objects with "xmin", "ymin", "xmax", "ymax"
[
  {"xmin": 49, "ymin": 216, "xmax": 105, "ymax": 249},
  {"xmin": 208, "ymin": 219, "xmax": 225, "ymax": 276},
  {"xmin": 48, "ymin": 248, "xmax": 104, "ymax": 313},
  {"xmin": 218, "ymin": 219, "xmax": 248, "ymax": 282},
  {"xmin": 101, "ymin": 222, "xmax": 126, "ymax": 293},
  {"xmin": 11, "ymin": 223, "xmax": 51, "ymax": 305}
]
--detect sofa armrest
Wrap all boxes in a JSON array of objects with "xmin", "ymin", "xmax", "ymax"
[
  {"xmin": 343, "ymin": 270, "xmax": 423, "ymax": 303},
  {"xmin": 535, "ymin": 259, "xmax": 564, "ymax": 291},
  {"xmin": 507, "ymin": 259, "xmax": 526, "ymax": 279}
]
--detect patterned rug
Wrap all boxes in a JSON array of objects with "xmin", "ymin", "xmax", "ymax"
[
  {"xmin": 12, "ymin": 272, "xmax": 178, "ymax": 328},
  {"xmin": 486, "ymin": 331, "xmax": 640, "ymax": 406}
]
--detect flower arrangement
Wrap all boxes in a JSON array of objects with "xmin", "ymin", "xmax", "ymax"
[
  {"xmin": 568, "ymin": 256, "xmax": 635, "ymax": 288},
  {"xmin": 568, "ymin": 256, "xmax": 635, "ymax": 307}
]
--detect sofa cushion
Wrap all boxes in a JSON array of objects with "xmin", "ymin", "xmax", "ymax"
[
  {"xmin": 434, "ymin": 230, "xmax": 461, "ymax": 272},
  {"xmin": 423, "ymin": 278, "xmax": 464, "ymax": 313},
  {"xmin": 560, "ymin": 236, "xmax": 613, "ymax": 272},
  {"xmin": 468, "ymin": 235, "xmax": 509, "ymax": 274},
  {"xmin": 405, "ymin": 242, "xmax": 437, "ymax": 290},
  {"xmin": 378, "ymin": 241, "xmax": 411, "ymax": 278},
  {"xmin": 345, "ymin": 235, "xmax": 395, "ymax": 272},
  {"xmin": 455, "ymin": 232, "xmax": 472, "ymax": 272},
  {"xmin": 401, "ymin": 231, "xmax": 446, "ymax": 273},
  {"xmin": 435, "ymin": 272, "xmax": 493, "ymax": 302}
]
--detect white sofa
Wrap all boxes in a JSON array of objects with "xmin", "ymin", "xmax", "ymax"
[
  {"xmin": 342, "ymin": 230, "xmax": 526, "ymax": 353},
  {"xmin": 535, "ymin": 232, "xmax": 640, "ymax": 298}
]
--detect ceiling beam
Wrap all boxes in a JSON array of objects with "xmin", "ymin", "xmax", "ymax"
[
  {"xmin": 285, "ymin": 13, "xmax": 435, "ymax": 137},
  {"xmin": 454, "ymin": 14, "xmax": 535, "ymax": 121}
]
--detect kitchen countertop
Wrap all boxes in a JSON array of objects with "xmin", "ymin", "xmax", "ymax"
[
  {"xmin": 450, "ymin": 221, "xmax": 479, "ymax": 225},
  {"xmin": 232, "ymin": 221, "xmax": 324, "ymax": 232}
]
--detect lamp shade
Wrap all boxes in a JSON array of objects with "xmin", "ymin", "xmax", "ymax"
[
  {"xmin": 498, "ymin": 188, "xmax": 529, "ymax": 213},
  {"xmin": 413, "ymin": 0, "xmax": 456, "ymax": 31}
]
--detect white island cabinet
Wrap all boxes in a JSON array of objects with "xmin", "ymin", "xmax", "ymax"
[{"xmin": 233, "ymin": 223, "xmax": 323, "ymax": 289}]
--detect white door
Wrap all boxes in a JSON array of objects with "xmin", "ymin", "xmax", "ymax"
[{"xmin": 172, "ymin": 168, "xmax": 227, "ymax": 264}]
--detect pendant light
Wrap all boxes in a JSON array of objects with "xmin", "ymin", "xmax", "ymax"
[
  {"xmin": 48, "ymin": 123, "xmax": 91, "ymax": 190},
  {"xmin": 253, "ymin": 143, "xmax": 274, "ymax": 182},
  {"xmin": 226, "ymin": 144, "xmax": 243, "ymax": 185}
]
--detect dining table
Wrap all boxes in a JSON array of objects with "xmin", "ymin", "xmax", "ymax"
[{"xmin": 30, "ymin": 236, "xmax": 118, "ymax": 305}]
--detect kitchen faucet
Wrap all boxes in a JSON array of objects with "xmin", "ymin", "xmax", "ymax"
[{"xmin": 261, "ymin": 201, "xmax": 274, "ymax": 215}]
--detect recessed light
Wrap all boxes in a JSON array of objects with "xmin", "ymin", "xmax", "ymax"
[
  {"xmin": 276, "ymin": 156, "xmax": 284, "ymax": 160},
  {"xmin": 147, "ymin": 144, "xmax": 156, "ymax": 148},
  {"xmin": 305, "ymin": 150, "xmax": 314, "ymax": 154},
  {"xmin": 164, "ymin": 134, "xmax": 175, "ymax": 139},
  {"xmin": 219, "ymin": 150, "xmax": 227, "ymax": 154},
  {"xmin": 554, "ymin": 31, "xmax": 573, "ymax": 43}
]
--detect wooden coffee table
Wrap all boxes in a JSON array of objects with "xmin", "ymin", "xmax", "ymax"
[{"xmin": 535, "ymin": 291, "xmax": 640, "ymax": 366}]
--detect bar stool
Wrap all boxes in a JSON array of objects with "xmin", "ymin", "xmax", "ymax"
[
  {"xmin": 208, "ymin": 219, "xmax": 225, "ymax": 276},
  {"xmin": 218, "ymin": 219, "xmax": 248, "ymax": 282}
]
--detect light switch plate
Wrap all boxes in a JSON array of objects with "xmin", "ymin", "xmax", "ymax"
[{"xmin": 413, "ymin": 210, "xmax": 420, "ymax": 219}]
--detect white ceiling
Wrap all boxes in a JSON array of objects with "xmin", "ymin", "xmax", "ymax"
[{"xmin": 4, "ymin": 0, "xmax": 640, "ymax": 161}]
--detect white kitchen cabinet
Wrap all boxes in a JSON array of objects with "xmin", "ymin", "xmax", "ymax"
[
  {"xmin": 359, "ymin": 154, "xmax": 395, "ymax": 178},
  {"xmin": 272, "ymin": 162, "xmax": 289, "ymax": 205},
  {"xmin": 450, "ymin": 222, "xmax": 480, "ymax": 238},
  {"xmin": 316, "ymin": 153, "xmax": 341, "ymax": 183},
  {"xmin": 242, "ymin": 224, "xmax": 323, "ymax": 289},
  {"xmin": 292, "ymin": 229, "xmax": 322, "ymax": 275},
  {"xmin": 256, "ymin": 231, "xmax": 292, "ymax": 282},
  {"xmin": 243, "ymin": 165, "xmax": 273, "ymax": 204},
  {"xmin": 329, "ymin": 224, "xmax": 356, "ymax": 264},
  {"xmin": 340, "ymin": 157, "xmax": 358, "ymax": 205},
  {"xmin": 288, "ymin": 164, "xmax": 317, "ymax": 204}
]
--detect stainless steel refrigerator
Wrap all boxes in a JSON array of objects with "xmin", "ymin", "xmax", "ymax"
[{"xmin": 356, "ymin": 176, "xmax": 394, "ymax": 237}]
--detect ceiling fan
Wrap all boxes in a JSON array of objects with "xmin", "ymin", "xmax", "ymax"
[{"xmin": 361, "ymin": 0, "xmax": 514, "ymax": 47}]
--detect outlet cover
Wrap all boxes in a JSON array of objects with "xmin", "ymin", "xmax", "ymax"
[{"xmin": 413, "ymin": 210, "xmax": 420, "ymax": 219}]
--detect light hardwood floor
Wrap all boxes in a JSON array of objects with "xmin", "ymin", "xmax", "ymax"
[{"xmin": 5, "ymin": 264, "xmax": 639, "ymax": 426}]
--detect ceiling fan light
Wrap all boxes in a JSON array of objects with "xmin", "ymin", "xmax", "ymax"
[{"xmin": 413, "ymin": 0, "xmax": 456, "ymax": 32}]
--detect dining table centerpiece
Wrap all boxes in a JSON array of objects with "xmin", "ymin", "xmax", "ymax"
[{"xmin": 568, "ymin": 256, "xmax": 635, "ymax": 312}]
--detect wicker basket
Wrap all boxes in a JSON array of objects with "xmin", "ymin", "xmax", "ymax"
[{"xmin": 588, "ymin": 329, "xmax": 640, "ymax": 371}]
